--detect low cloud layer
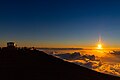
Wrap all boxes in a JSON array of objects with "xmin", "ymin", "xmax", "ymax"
[{"xmin": 48, "ymin": 51, "xmax": 120, "ymax": 77}]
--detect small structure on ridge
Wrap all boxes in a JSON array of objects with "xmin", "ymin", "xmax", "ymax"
[{"xmin": 7, "ymin": 42, "xmax": 16, "ymax": 48}]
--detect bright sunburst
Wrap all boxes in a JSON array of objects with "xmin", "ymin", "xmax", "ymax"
[
  {"xmin": 96, "ymin": 35, "xmax": 103, "ymax": 49},
  {"xmin": 97, "ymin": 43, "xmax": 102, "ymax": 49}
]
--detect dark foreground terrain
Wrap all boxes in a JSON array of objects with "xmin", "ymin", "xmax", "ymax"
[{"xmin": 0, "ymin": 47, "xmax": 119, "ymax": 80}]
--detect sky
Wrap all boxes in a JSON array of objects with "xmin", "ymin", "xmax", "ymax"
[{"xmin": 1, "ymin": 0, "xmax": 120, "ymax": 48}]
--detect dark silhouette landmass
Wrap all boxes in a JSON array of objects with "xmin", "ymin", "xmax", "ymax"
[{"xmin": 0, "ymin": 47, "xmax": 119, "ymax": 80}]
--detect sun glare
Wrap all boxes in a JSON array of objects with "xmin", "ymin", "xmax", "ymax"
[
  {"xmin": 97, "ymin": 44, "xmax": 103, "ymax": 49},
  {"xmin": 96, "ymin": 34, "xmax": 103, "ymax": 50}
]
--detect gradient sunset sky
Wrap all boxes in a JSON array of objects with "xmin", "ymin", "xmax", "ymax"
[{"xmin": 1, "ymin": 0, "xmax": 120, "ymax": 48}]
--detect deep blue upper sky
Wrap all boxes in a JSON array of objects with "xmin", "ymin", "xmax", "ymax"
[{"xmin": 0, "ymin": 0, "xmax": 120, "ymax": 47}]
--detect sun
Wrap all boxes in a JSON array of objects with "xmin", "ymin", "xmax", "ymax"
[
  {"xmin": 96, "ymin": 34, "xmax": 103, "ymax": 49},
  {"xmin": 97, "ymin": 43, "xmax": 103, "ymax": 49}
]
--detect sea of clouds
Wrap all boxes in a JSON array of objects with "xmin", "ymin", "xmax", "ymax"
[{"xmin": 47, "ymin": 50, "xmax": 120, "ymax": 77}]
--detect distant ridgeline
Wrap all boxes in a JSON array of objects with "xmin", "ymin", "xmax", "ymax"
[
  {"xmin": 0, "ymin": 46, "xmax": 119, "ymax": 80},
  {"xmin": 38, "ymin": 48, "xmax": 83, "ymax": 50}
]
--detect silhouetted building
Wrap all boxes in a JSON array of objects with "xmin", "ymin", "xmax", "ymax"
[{"xmin": 7, "ymin": 42, "xmax": 15, "ymax": 47}]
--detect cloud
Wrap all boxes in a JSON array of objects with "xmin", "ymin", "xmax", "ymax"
[
  {"xmin": 48, "ymin": 51, "xmax": 120, "ymax": 77},
  {"xmin": 54, "ymin": 52, "xmax": 95, "ymax": 61}
]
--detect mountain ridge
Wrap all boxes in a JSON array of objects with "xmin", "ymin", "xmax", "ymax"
[{"xmin": 0, "ymin": 47, "xmax": 119, "ymax": 80}]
